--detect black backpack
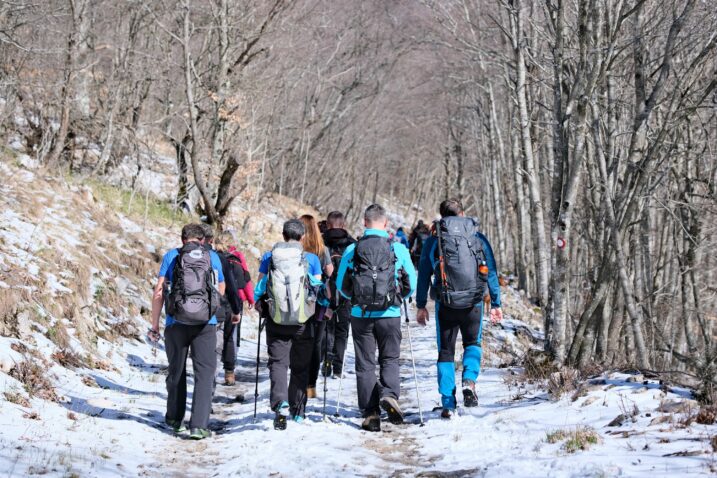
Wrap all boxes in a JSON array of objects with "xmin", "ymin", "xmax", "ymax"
[
  {"xmin": 433, "ymin": 216, "xmax": 487, "ymax": 309},
  {"xmin": 350, "ymin": 236, "xmax": 399, "ymax": 313},
  {"xmin": 166, "ymin": 242, "xmax": 220, "ymax": 325}
]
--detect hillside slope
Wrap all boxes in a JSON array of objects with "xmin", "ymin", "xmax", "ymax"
[{"xmin": 0, "ymin": 157, "xmax": 715, "ymax": 477}]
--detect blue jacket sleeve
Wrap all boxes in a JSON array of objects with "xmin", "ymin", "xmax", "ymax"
[
  {"xmin": 416, "ymin": 236, "xmax": 436, "ymax": 309},
  {"xmin": 478, "ymin": 233, "xmax": 501, "ymax": 308},
  {"xmin": 393, "ymin": 243, "xmax": 416, "ymax": 299},
  {"xmin": 336, "ymin": 244, "xmax": 355, "ymax": 299}
]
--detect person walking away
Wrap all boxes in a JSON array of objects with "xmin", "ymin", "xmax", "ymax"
[
  {"xmin": 149, "ymin": 223, "xmax": 225, "ymax": 439},
  {"xmin": 322, "ymin": 211, "xmax": 356, "ymax": 379},
  {"xmin": 300, "ymin": 214, "xmax": 334, "ymax": 399},
  {"xmin": 415, "ymin": 198, "xmax": 503, "ymax": 419},
  {"xmin": 395, "ymin": 227, "xmax": 410, "ymax": 248},
  {"xmin": 254, "ymin": 219, "xmax": 325, "ymax": 430},
  {"xmin": 335, "ymin": 204, "xmax": 417, "ymax": 432},
  {"xmin": 227, "ymin": 243, "xmax": 254, "ymax": 349},
  {"xmin": 212, "ymin": 232, "xmax": 246, "ymax": 386},
  {"xmin": 409, "ymin": 220, "xmax": 431, "ymax": 268}
]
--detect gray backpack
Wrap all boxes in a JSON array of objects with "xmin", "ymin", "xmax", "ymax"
[
  {"xmin": 433, "ymin": 216, "xmax": 487, "ymax": 309},
  {"xmin": 266, "ymin": 242, "xmax": 316, "ymax": 325},
  {"xmin": 165, "ymin": 242, "xmax": 220, "ymax": 325}
]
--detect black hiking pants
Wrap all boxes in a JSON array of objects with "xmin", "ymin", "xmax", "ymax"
[
  {"xmin": 351, "ymin": 316, "xmax": 402, "ymax": 416},
  {"xmin": 216, "ymin": 316, "xmax": 237, "ymax": 372},
  {"xmin": 265, "ymin": 319, "xmax": 315, "ymax": 418},
  {"xmin": 165, "ymin": 323, "xmax": 216, "ymax": 430},
  {"xmin": 329, "ymin": 301, "xmax": 351, "ymax": 375},
  {"xmin": 308, "ymin": 318, "xmax": 328, "ymax": 388}
]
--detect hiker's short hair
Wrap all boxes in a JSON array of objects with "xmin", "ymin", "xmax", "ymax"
[
  {"xmin": 283, "ymin": 219, "xmax": 305, "ymax": 242},
  {"xmin": 200, "ymin": 223, "xmax": 215, "ymax": 240},
  {"xmin": 440, "ymin": 198, "xmax": 463, "ymax": 218},
  {"xmin": 364, "ymin": 204, "xmax": 386, "ymax": 224},
  {"xmin": 327, "ymin": 211, "xmax": 345, "ymax": 229},
  {"xmin": 181, "ymin": 223, "xmax": 205, "ymax": 242}
]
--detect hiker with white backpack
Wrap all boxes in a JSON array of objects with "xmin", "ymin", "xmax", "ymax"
[{"xmin": 254, "ymin": 219, "xmax": 326, "ymax": 430}]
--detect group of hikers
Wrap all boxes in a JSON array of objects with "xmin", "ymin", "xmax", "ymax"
[{"xmin": 149, "ymin": 198, "xmax": 502, "ymax": 439}]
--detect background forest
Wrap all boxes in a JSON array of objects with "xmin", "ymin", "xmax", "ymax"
[{"xmin": 1, "ymin": 0, "xmax": 715, "ymax": 397}]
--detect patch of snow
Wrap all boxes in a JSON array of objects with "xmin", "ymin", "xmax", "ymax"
[{"xmin": 45, "ymin": 273, "xmax": 72, "ymax": 295}]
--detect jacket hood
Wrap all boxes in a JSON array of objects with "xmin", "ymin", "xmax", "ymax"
[{"xmin": 323, "ymin": 228, "xmax": 356, "ymax": 248}]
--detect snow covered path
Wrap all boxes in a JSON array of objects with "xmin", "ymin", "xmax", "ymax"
[{"xmin": 1, "ymin": 308, "xmax": 715, "ymax": 477}]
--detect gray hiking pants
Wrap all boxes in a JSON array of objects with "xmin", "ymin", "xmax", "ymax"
[
  {"xmin": 265, "ymin": 319, "xmax": 315, "ymax": 418},
  {"xmin": 165, "ymin": 323, "xmax": 216, "ymax": 430},
  {"xmin": 351, "ymin": 317, "xmax": 402, "ymax": 415}
]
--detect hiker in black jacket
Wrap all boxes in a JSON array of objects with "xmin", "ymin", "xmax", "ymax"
[{"xmin": 322, "ymin": 211, "xmax": 356, "ymax": 378}]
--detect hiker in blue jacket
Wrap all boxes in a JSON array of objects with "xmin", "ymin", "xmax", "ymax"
[
  {"xmin": 415, "ymin": 198, "xmax": 503, "ymax": 419},
  {"xmin": 335, "ymin": 204, "xmax": 417, "ymax": 432}
]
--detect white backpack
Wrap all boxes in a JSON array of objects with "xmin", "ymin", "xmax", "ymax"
[{"xmin": 266, "ymin": 242, "xmax": 316, "ymax": 325}]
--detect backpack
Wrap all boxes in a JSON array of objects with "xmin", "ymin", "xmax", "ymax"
[
  {"xmin": 165, "ymin": 242, "xmax": 220, "ymax": 325},
  {"xmin": 433, "ymin": 216, "xmax": 488, "ymax": 309},
  {"xmin": 350, "ymin": 235, "xmax": 399, "ymax": 313},
  {"xmin": 265, "ymin": 242, "xmax": 316, "ymax": 325},
  {"xmin": 223, "ymin": 251, "xmax": 249, "ymax": 290}
]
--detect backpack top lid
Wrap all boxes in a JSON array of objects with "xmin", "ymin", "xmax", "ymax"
[
  {"xmin": 437, "ymin": 215, "xmax": 481, "ymax": 236},
  {"xmin": 271, "ymin": 241, "xmax": 304, "ymax": 262}
]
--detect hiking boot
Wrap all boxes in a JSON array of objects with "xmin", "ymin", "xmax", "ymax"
[
  {"xmin": 361, "ymin": 411, "xmax": 381, "ymax": 432},
  {"xmin": 224, "ymin": 370, "xmax": 236, "ymax": 386},
  {"xmin": 462, "ymin": 380, "xmax": 478, "ymax": 408},
  {"xmin": 307, "ymin": 387, "xmax": 317, "ymax": 399},
  {"xmin": 440, "ymin": 408, "xmax": 453, "ymax": 420},
  {"xmin": 189, "ymin": 428, "xmax": 211, "ymax": 440},
  {"xmin": 322, "ymin": 362, "xmax": 332, "ymax": 377},
  {"xmin": 273, "ymin": 401, "xmax": 290, "ymax": 430},
  {"xmin": 293, "ymin": 415, "xmax": 304, "ymax": 424},
  {"xmin": 273, "ymin": 413, "xmax": 288, "ymax": 430},
  {"xmin": 165, "ymin": 418, "xmax": 187, "ymax": 433},
  {"xmin": 380, "ymin": 396, "xmax": 404, "ymax": 425}
]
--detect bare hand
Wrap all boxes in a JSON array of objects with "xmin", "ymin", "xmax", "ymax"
[
  {"xmin": 416, "ymin": 308, "xmax": 429, "ymax": 326},
  {"xmin": 490, "ymin": 307, "xmax": 503, "ymax": 324},
  {"xmin": 147, "ymin": 328, "xmax": 161, "ymax": 343},
  {"xmin": 231, "ymin": 314, "xmax": 242, "ymax": 325}
]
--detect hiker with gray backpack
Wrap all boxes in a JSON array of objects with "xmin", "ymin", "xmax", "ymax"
[
  {"xmin": 335, "ymin": 204, "xmax": 417, "ymax": 432},
  {"xmin": 149, "ymin": 223, "xmax": 225, "ymax": 440},
  {"xmin": 254, "ymin": 219, "xmax": 326, "ymax": 430},
  {"xmin": 415, "ymin": 198, "xmax": 503, "ymax": 419}
]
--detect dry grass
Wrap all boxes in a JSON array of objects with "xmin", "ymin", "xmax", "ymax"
[
  {"xmin": 9, "ymin": 359, "xmax": 59, "ymax": 402},
  {"xmin": 0, "ymin": 288, "xmax": 32, "ymax": 337},
  {"xmin": 522, "ymin": 349, "xmax": 558, "ymax": 381},
  {"xmin": 51, "ymin": 349, "xmax": 85, "ymax": 369},
  {"xmin": 547, "ymin": 368, "xmax": 580, "ymax": 400},
  {"xmin": 4, "ymin": 390, "xmax": 31, "ymax": 407},
  {"xmin": 45, "ymin": 321, "xmax": 71, "ymax": 349},
  {"xmin": 546, "ymin": 426, "xmax": 601, "ymax": 453},
  {"xmin": 696, "ymin": 406, "xmax": 717, "ymax": 425}
]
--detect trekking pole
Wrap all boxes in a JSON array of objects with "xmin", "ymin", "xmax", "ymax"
[
  {"xmin": 253, "ymin": 317, "xmax": 264, "ymax": 423},
  {"xmin": 333, "ymin": 328, "xmax": 349, "ymax": 418},
  {"xmin": 403, "ymin": 299, "xmax": 425, "ymax": 427},
  {"xmin": 322, "ymin": 314, "xmax": 330, "ymax": 421}
]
